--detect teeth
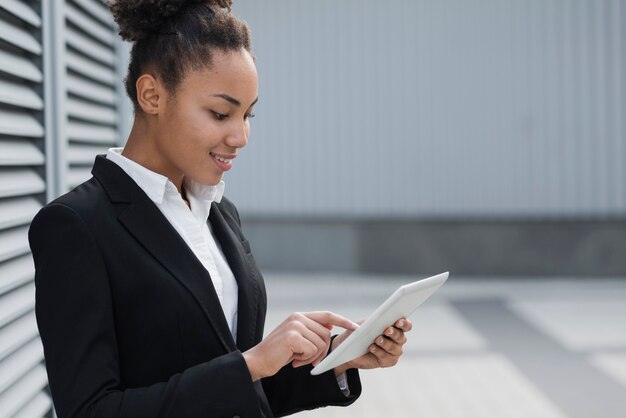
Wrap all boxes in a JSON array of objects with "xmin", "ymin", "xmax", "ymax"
[{"xmin": 212, "ymin": 154, "xmax": 232, "ymax": 164}]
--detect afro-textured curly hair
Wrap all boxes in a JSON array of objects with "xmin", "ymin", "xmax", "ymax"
[{"xmin": 105, "ymin": 0, "xmax": 253, "ymax": 114}]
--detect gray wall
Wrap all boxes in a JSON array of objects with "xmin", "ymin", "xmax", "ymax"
[{"xmin": 229, "ymin": 0, "xmax": 626, "ymax": 219}]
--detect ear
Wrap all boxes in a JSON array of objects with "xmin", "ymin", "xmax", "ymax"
[{"xmin": 136, "ymin": 74, "xmax": 161, "ymax": 114}]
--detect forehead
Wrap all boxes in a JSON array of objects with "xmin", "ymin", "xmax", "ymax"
[{"xmin": 180, "ymin": 50, "xmax": 258, "ymax": 101}]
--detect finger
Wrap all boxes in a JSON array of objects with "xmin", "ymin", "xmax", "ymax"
[
  {"xmin": 384, "ymin": 326, "xmax": 407, "ymax": 344},
  {"xmin": 298, "ymin": 316, "xmax": 332, "ymax": 365},
  {"xmin": 304, "ymin": 311, "xmax": 360, "ymax": 331},
  {"xmin": 297, "ymin": 325, "xmax": 328, "ymax": 365},
  {"xmin": 374, "ymin": 335, "xmax": 403, "ymax": 356},
  {"xmin": 395, "ymin": 318, "xmax": 413, "ymax": 332},
  {"xmin": 368, "ymin": 343, "xmax": 398, "ymax": 367},
  {"xmin": 291, "ymin": 337, "xmax": 319, "ymax": 367}
]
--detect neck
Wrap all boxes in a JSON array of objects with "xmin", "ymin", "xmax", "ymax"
[{"xmin": 122, "ymin": 116, "xmax": 185, "ymax": 194}]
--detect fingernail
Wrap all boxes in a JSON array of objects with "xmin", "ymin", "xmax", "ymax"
[
  {"xmin": 377, "ymin": 337, "xmax": 384, "ymax": 344},
  {"xmin": 386, "ymin": 328, "xmax": 394, "ymax": 336},
  {"xmin": 398, "ymin": 320, "xmax": 405, "ymax": 327},
  {"xmin": 370, "ymin": 346, "xmax": 377, "ymax": 352}
]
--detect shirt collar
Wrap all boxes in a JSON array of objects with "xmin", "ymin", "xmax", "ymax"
[
  {"xmin": 105, "ymin": 148, "xmax": 226, "ymax": 220},
  {"xmin": 184, "ymin": 176, "xmax": 225, "ymax": 221},
  {"xmin": 106, "ymin": 147, "xmax": 168, "ymax": 204}
]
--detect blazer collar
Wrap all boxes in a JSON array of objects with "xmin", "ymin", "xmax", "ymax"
[{"xmin": 91, "ymin": 155, "xmax": 245, "ymax": 352}]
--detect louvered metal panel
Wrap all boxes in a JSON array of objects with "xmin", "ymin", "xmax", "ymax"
[
  {"xmin": 62, "ymin": 0, "xmax": 121, "ymax": 195},
  {"xmin": 0, "ymin": 312, "xmax": 38, "ymax": 361},
  {"xmin": 66, "ymin": 95, "xmax": 117, "ymax": 124},
  {"xmin": 0, "ymin": 18, "xmax": 41, "ymax": 55},
  {"xmin": 0, "ymin": 48, "xmax": 42, "ymax": 81},
  {"xmin": 0, "ymin": 197, "xmax": 41, "ymax": 230},
  {"xmin": 0, "ymin": 169, "xmax": 46, "ymax": 198},
  {"xmin": 0, "ymin": 108, "xmax": 44, "ymax": 137},
  {"xmin": 0, "ymin": 0, "xmax": 41, "ymax": 26},
  {"xmin": 11, "ymin": 391, "xmax": 53, "ymax": 418},
  {"xmin": 0, "ymin": 338, "xmax": 44, "ymax": 393},
  {"xmin": 67, "ymin": 143, "xmax": 109, "ymax": 165},
  {"xmin": 67, "ymin": 120, "xmax": 117, "ymax": 143},
  {"xmin": 0, "ymin": 226, "xmax": 31, "ymax": 263},
  {"xmin": 66, "ymin": 48, "xmax": 116, "ymax": 85},
  {"xmin": 0, "ymin": 283, "xmax": 35, "ymax": 330},
  {"xmin": 65, "ymin": 2, "xmax": 114, "ymax": 47},
  {"xmin": 67, "ymin": 71, "xmax": 116, "ymax": 105},
  {"xmin": 0, "ymin": 364, "xmax": 48, "ymax": 417},
  {"xmin": 65, "ymin": 24, "xmax": 115, "ymax": 65},
  {"xmin": 0, "ymin": 140, "xmax": 45, "ymax": 165},
  {"xmin": 0, "ymin": 78, "xmax": 44, "ymax": 109},
  {"xmin": 0, "ymin": 255, "xmax": 35, "ymax": 296},
  {"xmin": 0, "ymin": 1, "xmax": 53, "ymax": 415}
]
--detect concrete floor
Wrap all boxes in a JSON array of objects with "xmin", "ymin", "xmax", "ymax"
[{"xmin": 262, "ymin": 273, "xmax": 626, "ymax": 418}]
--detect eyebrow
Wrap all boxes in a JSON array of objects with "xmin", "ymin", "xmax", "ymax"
[{"xmin": 211, "ymin": 93, "xmax": 258, "ymax": 108}]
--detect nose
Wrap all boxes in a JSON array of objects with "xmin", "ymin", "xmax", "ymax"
[{"xmin": 225, "ymin": 120, "xmax": 249, "ymax": 149}]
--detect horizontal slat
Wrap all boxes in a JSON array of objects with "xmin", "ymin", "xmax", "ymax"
[
  {"xmin": 72, "ymin": 0, "xmax": 114, "ymax": 28},
  {"xmin": 11, "ymin": 391, "xmax": 52, "ymax": 418},
  {"xmin": 66, "ymin": 25, "xmax": 115, "ymax": 66},
  {"xmin": 0, "ymin": 169, "xmax": 45, "ymax": 198},
  {"xmin": 0, "ymin": 77, "xmax": 43, "ymax": 109},
  {"xmin": 0, "ymin": 17, "xmax": 41, "ymax": 55},
  {"xmin": 0, "ymin": 363, "xmax": 47, "ymax": 417},
  {"xmin": 0, "ymin": 282, "xmax": 34, "ymax": 328},
  {"xmin": 0, "ymin": 140, "xmax": 45, "ymax": 166},
  {"xmin": 66, "ymin": 72, "xmax": 116, "ymax": 105},
  {"xmin": 0, "ymin": 108, "xmax": 44, "ymax": 137},
  {"xmin": 0, "ymin": 196, "xmax": 41, "ymax": 230},
  {"xmin": 67, "ymin": 96, "xmax": 117, "ymax": 124},
  {"xmin": 67, "ymin": 120, "xmax": 117, "ymax": 144},
  {"xmin": 0, "ymin": 337, "xmax": 44, "ymax": 394},
  {"xmin": 68, "ymin": 144, "xmax": 108, "ymax": 165},
  {"xmin": 0, "ymin": 364, "xmax": 48, "ymax": 417},
  {"xmin": 65, "ymin": 2, "xmax": 115, "ymax": 47},
  {"xmin": 68, "ymin": 166, "xmax": 93, "ymax": 188},
  {"xmin": 0, "ymin": 48, "xmax": 42, "ymax": 82},
  {"xmin": 0, "ymin": 226, "xmax": 30, "ymax": 263},
  {"xmin": 66, "ymin": 48, "xmax": 116, "ymax": 85},
  {"xmin": 0, "ymin": 0, "xmax": 41, "ymax": 27},
  {"xmin": 0, "ymin": 312, "xmax": 38, "ymax": 362},
  {"xmin": 0, "ymin": 254, "xmax": 35, "ymax": 297}
]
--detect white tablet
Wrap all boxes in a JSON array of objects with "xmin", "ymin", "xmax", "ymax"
[{"xmin": 310, "ymin": 272, "xmax": 449, "ymax": 376}]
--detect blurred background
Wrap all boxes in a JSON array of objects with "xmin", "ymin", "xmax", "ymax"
[{"xmin": 0, "ymin": 0, "xmax": 625, "ymax": 417}]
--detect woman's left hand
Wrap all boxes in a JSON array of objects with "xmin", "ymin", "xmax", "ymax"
[{"xmin": 332, "ymin": 318, "xmax": 413, "ymax": 376}]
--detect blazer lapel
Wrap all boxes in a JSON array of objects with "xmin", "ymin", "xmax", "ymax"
[
  {"xmin": 92, "ymin": 155, "xmax": 236, "ymax": 353},
  {"xmin": 209, "ymin": 204, "xmax": 259, "ymax": 352}
]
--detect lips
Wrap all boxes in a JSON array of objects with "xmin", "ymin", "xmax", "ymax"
[{"xmin": 210, "ymin": 152, "xmax": 236, "ymax": 171}]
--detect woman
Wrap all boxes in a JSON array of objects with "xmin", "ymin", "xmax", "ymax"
[{"xmin": 28, "ymin": 1, "xmax": 412, "ymax": 417}]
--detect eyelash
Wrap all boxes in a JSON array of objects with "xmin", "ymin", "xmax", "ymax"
[{"xmin": 212, "ymin": 111, "xmax": 255, "ymax": 121}]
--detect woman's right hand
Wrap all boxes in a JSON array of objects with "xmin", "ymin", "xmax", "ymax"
[{"xmin": 242, "ymin": 311, "xmax": 359, "ymax": 381}]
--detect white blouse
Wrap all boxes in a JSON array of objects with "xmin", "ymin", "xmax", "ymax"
[{"xmin": 106, "ymin": 148, "xmax": 239, "ymax": 341}]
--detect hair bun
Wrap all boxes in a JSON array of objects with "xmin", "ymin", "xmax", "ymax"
[{"xmin": 106, "ymin": 0, "xmax": 233, "ymax": 43}]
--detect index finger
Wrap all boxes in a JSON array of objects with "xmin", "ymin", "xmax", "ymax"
[{"xmin": 303, "ymin": 311, "xmax": 360, "ymax": 331}]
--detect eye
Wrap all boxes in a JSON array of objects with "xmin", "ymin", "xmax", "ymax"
[{"xmin": 212, "ymin": 111, "xmax": 228, "ymax": 121}]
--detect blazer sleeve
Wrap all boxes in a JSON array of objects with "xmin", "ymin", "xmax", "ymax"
[
  {"xmin": 261, "ymin": 351, "xmax": 362, "ymax": 417},
  {"xmin": 29, "ymin": 203, "xmax": 260, "ymax": 418}
]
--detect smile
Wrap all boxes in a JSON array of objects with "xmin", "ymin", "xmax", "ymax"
[{"xmin": 210, "ymin": 152, "xmax": 235, "ymax": 172}]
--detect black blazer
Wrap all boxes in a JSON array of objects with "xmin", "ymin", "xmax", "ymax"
[{"xmin": 28, "ymin": 155, "xmax": 361, "ymax": 418}]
